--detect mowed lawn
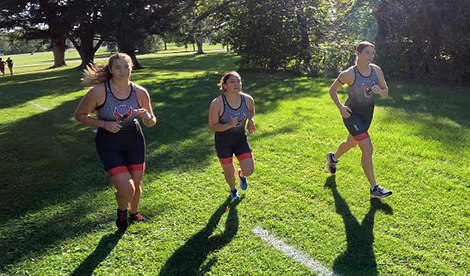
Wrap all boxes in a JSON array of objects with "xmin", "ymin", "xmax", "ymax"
[
  {"xmin": 6, "ymin": 43, "xmax": 225, "ymax": 69},
  {"xmin": 0, "ymin": 52, "xmax": 469, "ymax": 275}
]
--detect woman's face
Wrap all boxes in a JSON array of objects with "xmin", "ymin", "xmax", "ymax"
[
  {"xmin": 356, "ymin": 46, "xmax": 376, "ymax": 64},
  {"xmin": 223, "ymin": 75, "xmax": 242, "ymax": 93},
  {"xmin": 109, "ymin": 58, "xmax": 132, "ymax": 80}
]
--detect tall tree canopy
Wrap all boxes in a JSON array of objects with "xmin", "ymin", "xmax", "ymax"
[{"xmin": 0, "ymin": 0, "xmax": 72, "ymax": 67}]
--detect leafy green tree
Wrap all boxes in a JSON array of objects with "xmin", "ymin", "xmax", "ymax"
[
  {"xmin": 374, "ymin": 0, "xmax": 470, "ymax": 82},
  {"xmin": 0, "ymin": 0, "xmax": 71, "ymax": 67},
  {"xmin": 100, "ymin": 0, "xmax": 184, "ymax": 69}
]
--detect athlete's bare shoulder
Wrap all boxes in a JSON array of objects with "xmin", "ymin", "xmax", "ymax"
[
  {"xmin": 338, "ymin": 66, "xmax": 355, "ymax": 85},
  {"xmin": 241, "ymin": 92, "xmax": 254, "ymax": 103},
  {"xmin": 87, "ymin": 82, "xmax": 106, "ymax": 98},
  {"xmin": 132, "ymin": 83, "xmax": 150, "ymax": 95},
  {"xmin": 90, "ymin": 82, "xmax": 105, "ymax": 93},
  {"xmin": 370, "ymin": 63, "xmax": 383, "ymax": 73},
  {"xmin": 211, "ymin": 95, "xmax": 224, "ymax": 108}
]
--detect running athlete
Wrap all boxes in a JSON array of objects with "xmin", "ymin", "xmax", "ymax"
[
  {"xmin": 327, "ymin": 41, "xmax": 392, "ymax": 199},
  {"xmin": 0, "ymin": 58, "xmax": 5, "ymax": 77},
  {"xmin": 6, "ymin": 58, "xmax": 13, "ymax": 76},
  {"xmin": 209, "ymin": 71, "xmax": 256, "ymax": 200},
  {"xmin": 74, "ymin": 53, "xmax": 157, "ymax": 231}
]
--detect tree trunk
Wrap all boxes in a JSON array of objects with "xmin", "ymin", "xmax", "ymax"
[
  {"xmin": 125, "ymin": 50, "xmax": 142, "ymax": 70},
  {"xmin": 79, "ymin": 35, "xmax": 97, "ymax": 68},
  {"xmin": 164, "ymin": 41, "xmax": 167, "ymax": 50},
  {"xmin": 70, "ymin": 35, "xmax": 104, "ymax": 68},
  {"xmin": 117, "ymin": 30, "xmax": 143, "ymax": 70},
  {"xmin": 51, "ymin": 37, "xmax": 67, "ymax": 68},
  {"xmin": 195, "ymin": 34, "xmax": 204, "ymax": 54}
]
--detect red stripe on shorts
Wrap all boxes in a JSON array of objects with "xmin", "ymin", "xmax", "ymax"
[
  {"xmin": 128, "ymin": 163, "xmax": 145, "ymax": 171},
  {"xmin": 353, "ymin": 132, "xmax": 370, "ymax": 141},
  {"xmin": 236, "ymin": 152, "xmax": 253, "ymax": 161},
  {"xmin": 219, "ymin": 157, "xmax": 233, "ymax": 164},
  {"xmin": 107, "ymin": 166, "xmax": 129, "ymax": 178}
]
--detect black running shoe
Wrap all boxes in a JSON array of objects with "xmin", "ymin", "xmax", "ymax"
[
  {"xmin": 327, "ymin": 152, "xmax": 338, "ymax": 174},
  {"xmin": 129, "ymin": 212, "xmax": 149, "ymax": 223},
  {"xmin": 116, "ymin": 209, "xmax": 128, "ymax": 231},
  {"xmin": 370, "ymin": 185, "xmax": 393, "ymax": 199}
]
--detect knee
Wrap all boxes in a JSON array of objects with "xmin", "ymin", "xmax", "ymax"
[
  {"xmin": 346, "ymin": 140, "xmax": 357, "ymax": 148},
  {"xmin": 133, "ymin": 179, "xmax": 142, "ymax": 189},
  {"xmin": 242, "ymin": 167, "xmax": 254, "ymax": 177},
  {"xmin": 118, "ymin": 185, "xmax": 135, "ymax": 200}
]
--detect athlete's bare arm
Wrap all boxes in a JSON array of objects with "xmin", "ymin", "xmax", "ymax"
[
  {"xmin": 371, "ymin": 64, "xmax": 389, "ymax": 98},
  {"xmin": 242, "ymin": 93, "xmax": 256, "ymax": 135},
  {"xmin": 329, "ymin": 67, "xmax": 354, "ymax": 118},
  {"xmin": 135, "ymin": 85, "xmax": 157, "ymax": 127}
]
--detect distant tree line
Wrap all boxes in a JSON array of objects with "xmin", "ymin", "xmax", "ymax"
[{"xmin": 1, "ymin": 0, "xmax": 468, "ymax": 82}]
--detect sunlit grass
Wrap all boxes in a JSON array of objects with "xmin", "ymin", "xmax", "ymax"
[{"xmin": 0, "ymin": 52, "xmax": 469, "ymax": 275}]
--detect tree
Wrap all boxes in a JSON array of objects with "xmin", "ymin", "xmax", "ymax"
[
  {"xmin": 219, "ymin": 0, "xmax": 310, "ymax": 71},
  {"xmin": 67, "ymin": 0, "xmax": 107, "ymax": 68},
  {"xmin": 100, "ymin": 0, "xmax": 184, "ymax": 69},
  {"xmin": 374, "ymin": 0, "xmax": 470, "ymax": 82},
  {"xmin": 0, "ymin": 0, "xmax": 72, "ymax": 67}
]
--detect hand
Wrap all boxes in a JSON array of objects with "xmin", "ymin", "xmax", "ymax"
[
  {"xmin": 340, "ymin": 105, "xmax": 352, "ymax": 118},
  {"xmin": 371, "ymin": 85, "xmax": 381, "ymax": 94},
  {"xmin": 229, "ymin": 117, "xmax": 239, "ymax": 127},
  {"xmin": 134, "ymin": 108, "xmax": 151, "ymax": 120},
  {"xmin": 247, "ymin": 120, "xmax": 256, "ymax": 135},
  {"xmin": 103, "ymin": 121, "xmax": 122, "ymax": 133}
]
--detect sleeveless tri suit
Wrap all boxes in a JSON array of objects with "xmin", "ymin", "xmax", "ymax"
[
  {"xmin": 215, "ymin": 94, "xmax": 253, "ymax": 164},
  {"xmin": 343, "ymin": 66, "xmax": 379, "ymax": 141},
  {"xmin": 95, "ymin": 80, "xmax": 146, "ymax": 177}
]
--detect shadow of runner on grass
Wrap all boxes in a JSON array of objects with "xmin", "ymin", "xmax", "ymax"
[
  {"xmin": 159, "ymin": 197, "xmax": 240, "ymax": 276},
  {"xmin": 325, "ymin": 175, "xmax": 393, "ymax": 276},
  {"xmin": 71, "ymin": 230, "xmax": 124, "ymax": 276}
]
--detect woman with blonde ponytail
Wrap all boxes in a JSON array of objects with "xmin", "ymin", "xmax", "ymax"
[{"xmin": 74, "ymin": 53, "xmax": 157, "ymax": 231}]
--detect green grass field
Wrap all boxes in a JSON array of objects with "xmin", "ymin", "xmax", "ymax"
[
  {"xmin": 0, "ymin": 51, "xmax": 469, "ymax": 275},
  {"xmin": 5, "ymin": 43, "xmax": 224, "ymax": 68}
]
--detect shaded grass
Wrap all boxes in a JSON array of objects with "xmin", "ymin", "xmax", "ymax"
[{"xmin": 0, "ymin": 52, "xmax": 469, "ymax": 275}]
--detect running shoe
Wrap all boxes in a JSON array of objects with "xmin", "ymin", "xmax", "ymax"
[
  {"xmin": 129, "ymin": 212, "xmax": 149, "ymax": 223},
  {"xmin": 370, "ymin": 185, "xmax": 393, "ymax": 199},
  {"xmin": 238, "ymin": 169, "xmax": 248, "ymax": 190},
  {"xmin": 116, "ymin": 209, "xmax": 128, "ymax": 231},
  {"xmin": 327, "ymin": 152, "xmax": 339, "ymax": 174},
  {"xmin": 230, "ymin": 188, "xmax": 240, "ymax": 200}
]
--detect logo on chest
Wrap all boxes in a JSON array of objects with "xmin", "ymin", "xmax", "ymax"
[
  {"xmin": 113, "ymin": 105, "xmax": 133, "ymax": 122},
  {"xmin": 361, "ymin": 80, "xmax": 375, "ymax": 98}
]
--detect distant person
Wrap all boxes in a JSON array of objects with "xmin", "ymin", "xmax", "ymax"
[
  {"xmin": 327, "ymin": 41, "xmax": 393, "ymax": 199},
  {"xmin": 74, "ymin": 53, "xmax": 157, "ymax": 231},
  {"xmin": 6, "ymin": 57, "xmax": 13, "ymax": 75},
  {"xmin": 0, "ymin": 58, "xmax": 5, "ymax": 77},
  {"xmin": 209, "ymin": 71, "xmax": 256, "ymax": 200}
]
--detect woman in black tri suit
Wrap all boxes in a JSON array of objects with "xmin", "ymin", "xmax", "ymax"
[
  {"xmin": 209, "ymin": 71, "xmax": 256, "ymax": 200},
  {"xmin": 327, "ymin": 42, "xmax": 393, "ymax": 199},
  {"xmin": 74, "ymin": 53, "xmax": 157, "ymax": 231}
]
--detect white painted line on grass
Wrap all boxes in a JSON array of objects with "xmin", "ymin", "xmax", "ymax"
[
  {"xmin": 28, "ymin": 101, "xmax": 50, "ymax": 111},
  {"xmin": 253, "ymin": 226, "xmax": 339, "ymax": 276}
]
